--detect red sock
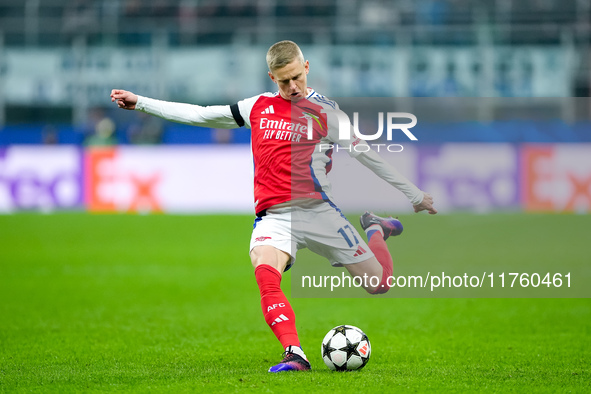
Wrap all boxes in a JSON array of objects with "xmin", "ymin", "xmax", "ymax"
[
  {"xmin": 367, "ymin": 229, "xmax": 393, "ymax": 294},
  {"xmin": 254, "ymin": 264, "xmax": 300, "ymax": 348}
]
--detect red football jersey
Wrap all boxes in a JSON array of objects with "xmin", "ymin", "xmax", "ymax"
[
  {"xmin": 136, "ymin": 88, "xmax": 424, "ymax": 213},
  {"xmin": 236, "ymin": 89, "xmax": 353, "ymax": 214}
]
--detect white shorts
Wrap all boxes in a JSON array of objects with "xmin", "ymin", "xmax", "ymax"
[{"xmin": 249, "ymin": 199, "xmax": 374, "ymax": 270}]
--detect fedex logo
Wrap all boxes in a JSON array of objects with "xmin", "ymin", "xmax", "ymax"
[
  {"xmin": 0, "ymin": 147, "xmax": 83, "ymax": 212},
  {"xmin": 522, "ymin": 145, "xmax": 591, "ymax": 212},
  {"xmin": 417, "ymin": 145, "xmax": 519, "ymax": 212},
  {"xmin": 85, "ymin": 148, "xmax": 162, "ymax": 213}
]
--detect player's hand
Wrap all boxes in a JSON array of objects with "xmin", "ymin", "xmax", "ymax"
[
  {"xmin": 110, "ymin": 89, "xmax": 138, "ymax": 110},
  {"xmin": 413, "ymin": 192, "xmax": 438, "ymax": 214}
]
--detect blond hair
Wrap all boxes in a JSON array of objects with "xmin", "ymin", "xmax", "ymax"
[{"xmin": 266, "ymin": 40, "xmax": 305, "ymax": 72}]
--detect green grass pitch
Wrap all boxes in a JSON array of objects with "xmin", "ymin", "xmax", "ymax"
[{"xmin": 0, "ymin": 213, "xmax": 589, "ymax": 392}]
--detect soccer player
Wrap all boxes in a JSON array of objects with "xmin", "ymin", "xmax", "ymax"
[{"xmin": 110, "ymin": 40, "xmax": 437, "ymax": 373}]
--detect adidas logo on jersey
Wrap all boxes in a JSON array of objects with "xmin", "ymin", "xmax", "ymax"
[
  {"xmin": 271, "ymin": 314, "xmax": 289, "ymax": 326},
  {"xmin": 353, "ymin": 246, "xmax": 367, "ymax": 257},
  {"xmin": 261, "ymin": 105, "xmax": 275, "ymax": 114}
]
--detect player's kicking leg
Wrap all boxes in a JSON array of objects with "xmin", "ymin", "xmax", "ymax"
[
  {"xmin": 267, "ymin": 345, "xmax": 311, "ymax": 372},
  {"xmin": 359, "ymin": 211, "xmax": 403, "ymax": 240},
  {"xmin": 346, "ymin": 212, "xmax": 403, "ymax": 294}
]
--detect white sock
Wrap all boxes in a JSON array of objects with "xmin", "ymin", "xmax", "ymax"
[
  {"xmin": 365, "ymin": 223, "xmax": 384, "ymax": 236},
  {"xmin": 286, "ymin": 345, "xmax": 307, "ymax": 361}
]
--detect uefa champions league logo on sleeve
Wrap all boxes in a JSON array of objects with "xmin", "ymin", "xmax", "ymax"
[{"xmin": 305, "ymin": 110, "xmax": 418, "ymax": 153}]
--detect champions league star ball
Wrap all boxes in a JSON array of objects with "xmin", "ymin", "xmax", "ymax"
[{"xmin": 321, "ymin": 325, "xmax": 371, "ymax": 371}]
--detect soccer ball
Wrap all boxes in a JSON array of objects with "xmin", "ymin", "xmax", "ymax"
[{"xmin": 321, "ymin": 325, "xmax": 371, "ymax": 371}]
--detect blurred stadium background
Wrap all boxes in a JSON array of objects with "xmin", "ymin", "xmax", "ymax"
[
  {"xmin": 1, "ymin": 3, "xmax": 590, "ymax": 390},
  {"xmin": 0, "ymin": 0, "xmax": 590, "ymax": 213}
]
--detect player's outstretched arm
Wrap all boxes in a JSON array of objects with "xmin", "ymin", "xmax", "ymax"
[
  {"xmin": 352, "ymin": 148, "xmax": 438, "ymax": 214},
  {"xmin": 324, "ymin": 109, "xmax": 437, "ymax": 214},
  {"xmin": 108, "ymin": 89, "xmax": 242, "ymax": 129},
  {"xmin": 110, "ymin": 89, "xmax": 138, "ymax": 110}
]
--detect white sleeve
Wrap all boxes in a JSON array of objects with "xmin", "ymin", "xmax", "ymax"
[{"xmin": 135, "ymin": 95, "xmax": 239, "ymax": 129}]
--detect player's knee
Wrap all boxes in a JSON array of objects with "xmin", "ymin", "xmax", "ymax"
[
  {"xmin": 370, "ymin": 283, "xmax": 390, "ymax": 295},
  {"xmin": 363, "ymin": 286, "xmax": 379, "ymax": 295},
  {"xmin": 249, "ymin": 245, "xmax": 290, "ymax": 272},
  {"xmin": 368, "ymin": 274, "xmax": 391, "ymax": 295}
]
